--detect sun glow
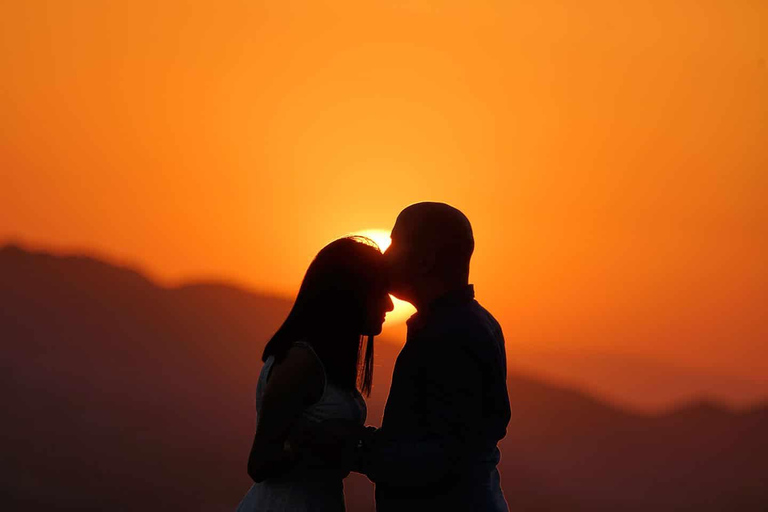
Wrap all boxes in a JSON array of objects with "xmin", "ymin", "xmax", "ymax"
[
  {"xmin": 355, "ymin": 229, "xmax": 392, "ymax": 252},
  {"xmin": 354, "ymin": 229, "xmax": 416, "ymax": 325}
]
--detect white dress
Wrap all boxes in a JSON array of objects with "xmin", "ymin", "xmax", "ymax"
[{"xmin": 236, "ymin": 341, "xmax": 367, "ymax": 512}]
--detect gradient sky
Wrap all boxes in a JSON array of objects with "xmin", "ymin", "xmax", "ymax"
[{"xmin": 2, "ymin": 1, "xmax": 766, "ymax": 395}]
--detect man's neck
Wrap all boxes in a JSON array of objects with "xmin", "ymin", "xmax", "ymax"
[{"xmin": 412, "ymin": 280, "xmax": 468, "ymax": 312}]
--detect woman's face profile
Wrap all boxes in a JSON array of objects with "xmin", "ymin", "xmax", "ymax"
[{"xmin": 361, "ymin": 289, "xmax": 394, "ymax": 336}]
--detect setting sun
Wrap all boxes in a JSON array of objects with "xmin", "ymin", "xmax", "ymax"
[
  {"xmin": 353, "ymin": 229, "xmax": 416, "ymax": 324},
  {"xmin": 355, "ymin": 229, "xmax": 392, "ymax": 252}
]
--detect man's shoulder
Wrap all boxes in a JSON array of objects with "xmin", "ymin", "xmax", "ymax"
[
  {"xmin": 421, "ymin": 300, "xmax": 503, "ymax": 345},
  {"xmin": 470, "ymin": 300, "xmax": 504, "ymax": 338}
]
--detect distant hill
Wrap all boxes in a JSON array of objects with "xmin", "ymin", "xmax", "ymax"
[
  {"xmin": 510, "ymin": 349, "xmax": 768, "ymax": 413},
  {"xmin": 2, "ymin": 244, "xmax": 767, "ymax": 511}
]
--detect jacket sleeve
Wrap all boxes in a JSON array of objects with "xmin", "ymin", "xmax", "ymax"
[{"xmin": 356, "ymin": 334, "xmax": 486, "ymax": 486}]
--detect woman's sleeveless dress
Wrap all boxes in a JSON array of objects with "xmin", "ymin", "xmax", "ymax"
[{"xmin": 236, "ymin": 341, "xmax": 367, "ymax": 512}]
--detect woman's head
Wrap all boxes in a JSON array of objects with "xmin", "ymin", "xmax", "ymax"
[{"xmin": 262, "ymin": 236, "xmax": 393, "ymax": 395}]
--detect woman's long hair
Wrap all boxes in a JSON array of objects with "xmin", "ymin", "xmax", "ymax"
[{"xmin": 262, "ymin": 236, "xmax": 385, "ymax": 396}]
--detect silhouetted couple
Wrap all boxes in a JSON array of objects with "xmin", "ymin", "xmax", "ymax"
[{"xmin": 237, "ymin": 202, "xmax": 511, "ymax": 511}]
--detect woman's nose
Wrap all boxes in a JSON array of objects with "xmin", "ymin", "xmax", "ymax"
[{"xmin": 385, "ymin": 295, "xmax": 395, "ymax": 312}]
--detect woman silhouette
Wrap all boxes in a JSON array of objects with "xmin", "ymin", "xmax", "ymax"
[{"xmin": 236, "ymin": 236, "xmax": 393, "ymax": 511}]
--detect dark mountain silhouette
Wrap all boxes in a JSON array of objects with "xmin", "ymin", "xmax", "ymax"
[
  {"xmin": 2, "ymin": 244, "xmax": 767, "ymax": 511},
  {"xmin": 511, "ymin": 349, "xmax": 768, "ymax": 412}
]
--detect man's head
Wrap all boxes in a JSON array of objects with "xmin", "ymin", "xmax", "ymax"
[{"xmin": 385, "ymin": 202, "xmax": 474, "ymax": 307}]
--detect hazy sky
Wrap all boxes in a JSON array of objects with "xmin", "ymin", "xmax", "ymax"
[{"xmin": 2, "ymin": 1, "xmax": 766, "ymax": 388}]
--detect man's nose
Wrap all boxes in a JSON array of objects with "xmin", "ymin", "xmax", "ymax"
[{"xmin": 385, "ymin": 295, "xmax": 395, "ymax": 312}]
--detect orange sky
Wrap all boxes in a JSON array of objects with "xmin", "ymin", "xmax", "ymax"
[{"xmin": 2, "ymin": 1, "xmax": 766, "ymax": 392}]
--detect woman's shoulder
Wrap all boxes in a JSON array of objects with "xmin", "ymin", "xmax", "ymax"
[
  {"xmin": 290, "ymin": 338, "xmax": 315, "ymax": 353},
  {"xmin": 288, "ymin": 339, "xmax": 325, "ymax": 369},
  {"xmin": 268, "ymin": 341, "xmax": 326, "ymax": 405},
  {"xmin": 277, "ymin": 341, "xmax": 323, "ymax": 373}
]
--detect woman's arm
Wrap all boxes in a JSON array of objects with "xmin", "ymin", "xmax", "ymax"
[{"xmin": 247, "ymin": 345, "xmax": 324, "ymax": 482}]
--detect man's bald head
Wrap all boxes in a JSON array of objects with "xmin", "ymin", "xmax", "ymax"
[
  {"xmin": 387, "ymin": 202, "xmax": 474, "ymax": 304},
  {"xmin": 394, "ymin": 202, "xmax": 474, "ymax": 262}
]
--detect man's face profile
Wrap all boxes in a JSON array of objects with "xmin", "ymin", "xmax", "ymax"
[{"xmin": 384, "ymin": 219, "xmax": 415, "ymax": 301}]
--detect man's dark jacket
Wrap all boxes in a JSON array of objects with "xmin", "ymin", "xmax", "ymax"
[{"xmin": 356, "ymin": 284, "xmax": 511, "ymax": 511}]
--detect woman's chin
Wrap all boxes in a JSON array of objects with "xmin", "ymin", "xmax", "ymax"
[{"xmin": 361, "ymin": 325, "xmax": 383, "ymax": 337}]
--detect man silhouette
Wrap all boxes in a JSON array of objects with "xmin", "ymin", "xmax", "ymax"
[{"xmin": 352, "ymin": 202, "xmax": 511, "ymax": 511}]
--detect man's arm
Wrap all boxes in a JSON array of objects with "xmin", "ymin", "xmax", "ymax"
[{"xmin": 355, "ymin": 337, "xmax": 486, "ymax": 486}]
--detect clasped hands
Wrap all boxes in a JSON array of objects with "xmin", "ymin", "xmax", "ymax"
[{"xmin": 285, "ymin": 417, "xmax": 368, "ymax": 476}]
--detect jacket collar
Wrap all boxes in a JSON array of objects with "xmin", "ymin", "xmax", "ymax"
[{"xmin": 406, "ymin": 284, "xmax": 475, "ymax": 329}]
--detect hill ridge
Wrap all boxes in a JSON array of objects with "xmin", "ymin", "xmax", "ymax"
[{"xmin": 2, "ymin": 242, "xmax": 767, "ymax": 510}]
